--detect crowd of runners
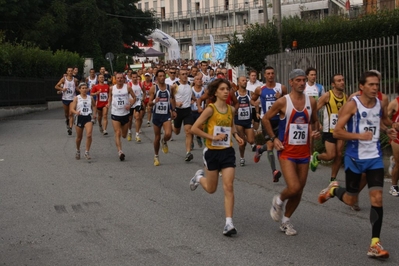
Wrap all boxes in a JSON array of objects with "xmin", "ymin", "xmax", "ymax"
[{"xmin": 55, "ymin": 62, "xmax": 399, "ymax": 259}]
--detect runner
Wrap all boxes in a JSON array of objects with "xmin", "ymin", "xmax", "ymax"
[
  {"xmin": 318, "ymin": 71, "xmax": 396, "ymax": 258},
  {"xmin": 90, "ymin": 74, "xmax": 110, "ymax": 135},
  {"xmin": 70, "ymin": 83, "xmax": 96, "ymax": 160},
  {"xmin": 310, "ymin": 74, "xmax": 347, "ymax": 183},
  {"xmin": 148, "ymin": 70, "xmax": 177, "ymax": 166},
  {"xmin": 171, "ymin": 68, "xmax": 194, "ymax": 161},
  {"xmin": 85, "ymin": 68, "xmax": 97, "ymax": 98},
  {"xmin": 55, "ymin": 67, "xmax": 79, "ymax": 135},
  {"xmin": 142, "ymin": 73, "xmax": 153, "ymax": 127},
  {"xmin": 235, "ymin": 76, "xmax": 256, "ymax": 166},
  {"xmin": 191, "ymin": 74, "xmax": 205, "ymax": 149},
  {"xmin": 107, "ymin": 73, "xmax": 136, "ymax": 161},
  {"xmin": 189, "ymin": 78, "xmax": 244, "ymax": 236},
  {"xmin": 246, "ymin": 69, "xmax": 263, "ymax": 133},
  {"xmin": 265, "ymin": 69, "xmax": 320, "ymax": 235},
  {"xmin": 252, "ymin": 66, "xmax": 287, "ymax": 182},
  {"xmin": 129, "ymin": 71, "xmax": 146, "ymax": 142}
]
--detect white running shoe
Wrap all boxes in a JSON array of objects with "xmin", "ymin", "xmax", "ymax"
[
  {"xmin": 223, "ymin": 223, "xmax": 237, "ymax": 236},
  {"xmin": 389, "ymin": 185, "xmax": 399, "ymax": 196},
  {"xmin": 280, "ymin": 221, "xmax": 297, "ymax": 236},
  {"xmin": 270, "ymin": 195, "xmax": 283, "ymax": 222},
  {"xmin": 190, "ymin": 169, "xmax": 204, "ymax": 191}
]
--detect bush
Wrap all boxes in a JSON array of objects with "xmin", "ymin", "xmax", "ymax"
[{"xmin": 0, "ymin": 37, "xmax": 84, "ymax": 78}]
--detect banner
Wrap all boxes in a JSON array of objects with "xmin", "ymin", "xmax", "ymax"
[
  {"xmin": 148, "ymin": 29, "xmax": 181, "ymax": 60},
  {"xmin": 195, "ymin": 43, "xmax": 228, "ymax": 62}
]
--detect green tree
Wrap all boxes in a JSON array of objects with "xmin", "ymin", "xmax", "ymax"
[
  {"xmin": 228, "ymin": 23, "xmax": 279, "ymax": 72},
  {"xmin": 0, "ymin": 0, "xmax": 158, "ymax": 60}
]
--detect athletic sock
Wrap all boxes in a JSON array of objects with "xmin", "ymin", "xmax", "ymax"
[
  {"xmin": 226, "ymin": 217, "xmax": 233, "ymax": 225},
  {"xmin": 267, "ymin": 150, "xmax": 276, "ymax": 172},
  {"xmin": 282, "ymin": 216, "xmax": 290, "ymax": 224},
  {"xmin": 330, "ymin": 177, "xmax": 336, "ymax": 182},
  {"xmin": 332, "ymin": 187, "xmax": 345, "ymax": 201},
  {"xmin": 371, "ymin": 237, "xmax": 380, "ymax": 246},
  {"xmin": 370, "ymin": 206, "xmax": 383, "ymax": 239}
]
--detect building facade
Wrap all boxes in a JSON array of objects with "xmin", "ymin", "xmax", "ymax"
[{"xmin": 136, "ymin": 0, "xmax": 394, "ymax": 60}]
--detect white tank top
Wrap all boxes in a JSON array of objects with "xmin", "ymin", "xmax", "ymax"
[
  {"xmin": 131, "ymin": 83, "xmax": 143, "ymax": 108},
  {"xmin": 87, "ymin": 76, "xmax": 97, "ymax": 89},
  {"xmin": 346, "ymin": 97, "xmax": 381, "ymax": 160},
  {"xmin": 200, "ymin": 70, "xmax": 211, "ymax": 88},
  {"xmin": 111, "ymin": 84, "xmax": 130, "ymax": 116},
  {"xmin": 175, "ymin": 81, "xmax": 192, "ymax": 109},
  {"xmin": 62, "ymin": 77, "xmax": 76, "ymax": 101},
  {"xmin": 76, "ymin": 95, "xmax": 92, "ymax": 116},
  {"xmin": 191, "ymin": 86, "xmax": 205, "ymax": 111}
]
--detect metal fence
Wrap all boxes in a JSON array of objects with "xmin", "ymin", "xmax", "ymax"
[
  {"xmin": 266, "ymin": 35, "xmax": 399, "ymax": 100},
  {"xmin": 0, "ymin": 77, "xmax": 60, "ymax": 107}
]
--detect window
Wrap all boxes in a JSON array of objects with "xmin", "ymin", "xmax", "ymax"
[
  {"xmin": 138, "ymin": 3, "xmax": 142, "ymax": 9},
  {"xmin": 178, "ymin": 0, "xmax": 182, "ymax": 15},
  {"xmin": 195, "ymin": 2, "xmax": 200, "ymax": 13},
  {"xmin": 153, "ymin": 1, "xmax": 157, "ymax": 12},
  {"xmin": 161, "ymin": 7, "xmax": 165, "ymax": 18},
  {"xmin": 145, "ymin": 2, "xmax": 149, "ymax": 11},
  {"xmin": 225, "ymin": 0, "xmax": 229, "ymax": 11}
]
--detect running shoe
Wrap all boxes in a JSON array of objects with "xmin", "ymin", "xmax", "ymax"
[
  {"xmin": 251, "ymin": 144, "xmax": 256, "ymax": 152},
  {"xmin": 273, "ymin": 170, "xmax": 282, "ymax": 182},
  {"xmin": 119, "ymin": 151, "xmax": 125, "ymax": 161},
  {"xmin": 75, "ymin": 150, "xmax": 80, "ymax": 160},
  {"xmin": 223, "ymin": 223, "xmax": 237, "ymax": 236},
  {"xmin": 196, "ymin": 137, "xmax": 203, "ymax": 148},
  {"xmin": 67, "ymin": 127, "xmax": 72, "ymax": 135},
  {"xmin": 350, "ymin": 201, "xmax": 361, "ymax": 211},
  {"xmin": 99, "ymin": 124, "xmax": 103, "ymax": 133},
  {"xmin": 161, "ymin": 140, "xmax": 169, "ymax": 154},
  {"xmin": 103, "ymin": 130, "xmax": 108, "ymax": 136},
  {"xmin": 147, "ymin": 121, "xmax": 151, "ymax": 127},
  {"xmin": 318, "ymin": 181, "xmax": 339, "ymax": 204},
  {"xmin": 310, "ymin": 151, "xmax": 320, "ymax": 172},
  {"xmin": 254, "ymin": 145, "xmax": 262, "ymax": 163},
  {"xmin": 280, "ymin": 221, "xmax": 297, "ymax": 236},
  {"xmin": 389, "ymin": 185, "xmax": 399, "ymax": 196},
  {"xmin": 154, "ymin": 156, "xmax": 160, "ymax": 166},
  {"xmin": 367, "ymin": 242, "xmax": 389, "ymax": 258},
  {"xmin": 190, "ymin": 169, "xmax": 204, "ymax": 191},
  {"xmin": 240, "ymin": 158, "xmax": 245, "ymax": 167},
  {"xmin": 127, "ymin": 132, "xmax": 132, "ymax": 141},
  {"xmin": 84, "ymin": 151, "xmax": 91, "ymax": 160},
  {"xmin": 136, "ymin": 135, "xmax": 141, "ymax": 143},
  {"xmin": 185, "ymin": 152, "xmax": 193, "ymax": 162},
  {"xmin": 270, "ymin": 195, "xmax": 283, "ymax": 222}
]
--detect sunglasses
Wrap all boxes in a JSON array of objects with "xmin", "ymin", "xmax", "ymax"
[{"xmin": 169, "ymin": 72, "xmax": 176, "ymax": 74}]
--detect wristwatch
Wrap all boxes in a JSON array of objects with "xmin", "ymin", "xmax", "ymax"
[{"xmin": 270, "ymin": 136, "xmax": 276, "ymax": 142}]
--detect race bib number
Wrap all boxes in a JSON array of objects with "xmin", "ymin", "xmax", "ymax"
[
  {"xmin": 99, "ymin": 92, "xmax": 108, "ymax": 102},
  {"xmin": 288, "ymin": 123, "xmax": 309, "ymax": 145},
  {"xmin": 329, "ymin": 114, "xmax": 338, "ymax": 130},
  {"xmin": 66, "ymin": 88, "xmax": 73, "ymax": 94},
  {"xmin": 359, "ymin": 118, "xmax": 379, "ymax": 142},
  {"xmin": 212, "ymin": 126, "xmax": 231, "ymax": 147},
  {"xmin": 155, "ymin": 102, "xmax": 168, "ymax": 114},
  {"xmin": 81, "ymin": 107, "xmax": 89, "ymax": 115},
  {"xmin": 266, "ymin": 101, "xmax": 275, "ymax": 111},
  {"xmin": 117, "ymin": 97, "xmax": 125, "ymax": 107},
  {"xmin": 238, "ymin": 107, "xmax": 250, "ymax": 120}
]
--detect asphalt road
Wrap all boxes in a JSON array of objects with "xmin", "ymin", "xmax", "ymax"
[{"xmin": 1, "ymin": 107, "xmax": 398, "ymax": 266}]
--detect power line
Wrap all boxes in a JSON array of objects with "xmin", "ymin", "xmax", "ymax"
[{"xmin": 106, "ymin": 13, "xmax": 156, "ymax": 20}]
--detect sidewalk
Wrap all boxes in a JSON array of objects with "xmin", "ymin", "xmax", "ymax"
[{"xmin": 0, "ymin": 101, "xmax": 61, "ymax": 119}]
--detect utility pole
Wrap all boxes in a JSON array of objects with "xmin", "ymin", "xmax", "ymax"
[
  {"xmin": 263, "ymin": 0, "xmax": 268, "ymax": 26},
  {"xmin": 272, "ymin": 0, "xmax": 282, "ymax": 52}
]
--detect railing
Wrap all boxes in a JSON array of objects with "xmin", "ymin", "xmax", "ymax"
[
  {"xmin": 265, "ymin": 36, "xmax": 399, "ymax": 99},
  {"xmin": 157, "ymin": 0, "xmax": 329, "ymax": 20},
  {"xmin": 0, "ymin": 77, "xmax": 60, "ymax": 107}
]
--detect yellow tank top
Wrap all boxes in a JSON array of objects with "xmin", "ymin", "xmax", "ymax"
[
  {"xmin": 323, "ymin": 90, "xmax": 347, "ymax": 133},
  {"xmin": 205, "ymin": 104, "xmax": 234, "ymax": 150}
]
